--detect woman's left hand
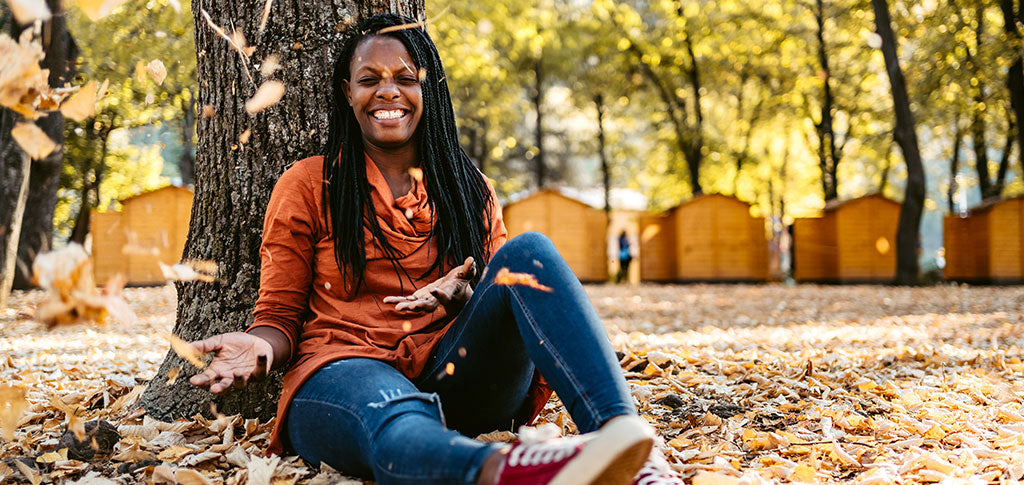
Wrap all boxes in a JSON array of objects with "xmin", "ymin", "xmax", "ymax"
[{"xmin": 383, "ymin": 257, "xmax": 476, "ymax": 314}]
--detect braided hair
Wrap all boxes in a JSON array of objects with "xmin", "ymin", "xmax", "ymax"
[{"xmin": 321, "ymin": 13, "xmax": 494, "ymax": 294}]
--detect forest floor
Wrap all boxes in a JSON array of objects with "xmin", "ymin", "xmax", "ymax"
[{"xmin": 2, "ymin": 283, "xmax": 1024, "ymax": 484}]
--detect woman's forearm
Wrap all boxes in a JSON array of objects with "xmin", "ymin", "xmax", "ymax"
[{"xmin": 248, "ymin": 326, "xmax": 292, "ymax": 370}]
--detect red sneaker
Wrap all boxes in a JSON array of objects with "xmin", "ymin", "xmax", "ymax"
[
  {"xmin": 632, "ymin": 448, "xmax": 682, "ymax": 485},
  {"xmin": 495, "ymin": 415, "xmax": 654, "ymax": 485}
]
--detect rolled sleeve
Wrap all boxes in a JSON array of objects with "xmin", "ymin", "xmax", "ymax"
[{"xmin": 248, "ymin": 162, "xmax": 321, "ymax": 361}]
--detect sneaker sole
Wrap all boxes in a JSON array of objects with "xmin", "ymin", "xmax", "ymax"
[{"xmin": 549, "ymin": 416, "xmax": 655, "ymax": 485}]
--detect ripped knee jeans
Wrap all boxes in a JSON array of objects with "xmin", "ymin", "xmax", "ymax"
[{"xmin": 287, "ymin": 358, "xmax": 503, "ymax": 485}]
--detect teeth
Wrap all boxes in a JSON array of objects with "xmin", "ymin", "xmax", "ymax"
[{"xmin": 373, "ymin": 109, "xmax": 404, "ymax": 120}]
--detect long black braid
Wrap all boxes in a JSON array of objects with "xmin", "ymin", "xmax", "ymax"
[{"xmin": 321, "ymin": 13, "xmax": 494, "ymax": 294}]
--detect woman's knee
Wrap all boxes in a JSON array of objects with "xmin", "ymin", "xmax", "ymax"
[{"xmin": 494, "ymin": 231, "xmax": 558, "ymax": 263}]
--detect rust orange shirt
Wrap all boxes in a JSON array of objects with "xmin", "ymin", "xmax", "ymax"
[{"xmin": 247, "ymin": 155, "xmax": 522, "ymax": 455}]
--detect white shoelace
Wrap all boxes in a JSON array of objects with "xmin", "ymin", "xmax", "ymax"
[{"xmin": 507, "ymin": 440, "xmax": 579, "ymax": 467}]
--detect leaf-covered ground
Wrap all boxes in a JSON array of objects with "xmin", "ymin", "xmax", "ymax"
[{"xmin": 2, "ymin": 283, "xmax": 1024, "ymax": 484}]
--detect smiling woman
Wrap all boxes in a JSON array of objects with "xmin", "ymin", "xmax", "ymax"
[{"xmin": 185, "ymin": 13, "xmax": 680, "ymax": 485}]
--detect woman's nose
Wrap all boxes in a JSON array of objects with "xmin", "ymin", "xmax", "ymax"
[{"xmin": 376, "ymin": 81, "xmax": 400, "ymax": 100}]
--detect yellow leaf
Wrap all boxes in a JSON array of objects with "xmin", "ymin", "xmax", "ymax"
[
  {"xmin": 0, "ymin": 385, "xmax": 28, "ymax": 441},
  {"xmin": 692, "ymin": 471, "xmax": 739, "ymax": 485},
  {"xmin": 792, "ymin": 464, "xmax": 817, "ymax": 481},
  {"xmin": 60, "ymin": 80, "xmax": 98, "ymax": 121},
  {"xmin": 74, "ymin": 0, "xmax": 128, "ymax": 21},
  {"xmin": 166, "ymin": 366, "xmax": 181, "ymax": 385},
  {"xmin": 643, "ymin": 362, "xmax": 662, "ymax": 377},
  {"xmin": 11, "ymin": 122, "xmax": 56, "ymax": 160},
  {"xmin": 159, "ymin": 330, "xmax": 206, "ymax": 369},
  {"xmin": 923, "ymin": 424, "xmax": 946, "ymax": 440},
  {"xmin": 35, "ymin": 448, "xmax": 67, "ymax": 464}
]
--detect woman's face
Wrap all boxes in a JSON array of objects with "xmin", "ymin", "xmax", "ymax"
[{"xmin": 343, "ymin": 36, "xmax": 424, "ymax": 152}]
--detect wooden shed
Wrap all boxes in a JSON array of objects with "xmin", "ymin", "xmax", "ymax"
[
  {"xmin": 91, "ymin": 186, "xmax": 193, "ymax": 285},
  {"xmin": 502, "ymin": 189, "xmax": 608, "ymax": 282},
  {"xmin": 793, "ymin": 194, "xmax": 900, "ymax": 282},
  {"xmin": 638, "ymin": 194, "xmax": 769, "ymax": 282},
  {"xmin": 944, "ymin": 196, "xmax": 1024, "ymax": 282}
]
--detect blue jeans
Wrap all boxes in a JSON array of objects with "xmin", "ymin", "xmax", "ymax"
[{"xmin": 287, "ymin": 232, "xmax": 636, "ymax": 484}]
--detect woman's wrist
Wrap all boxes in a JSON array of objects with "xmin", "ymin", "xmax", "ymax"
[{"xmin": 247, "ymin": 326, "xmax": 291, "ymax": 370}]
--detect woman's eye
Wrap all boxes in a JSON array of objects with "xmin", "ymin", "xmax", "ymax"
[
  {"xmin": 399, "ymin": 77, "xmax": 419, "ymax": 84},
  {"xmin": 359, "ymin": 77, "xmax": 376, "ymax": 84}
]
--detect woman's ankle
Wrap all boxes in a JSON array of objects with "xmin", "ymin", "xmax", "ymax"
[{"xmin": 475, "ymin": 449, "xmax": 506, "ymax": 485}]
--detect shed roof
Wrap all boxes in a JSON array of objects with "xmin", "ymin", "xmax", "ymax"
[{"xmin": 821, "ymin": 193, "xmax": 901, "ymax": 212}]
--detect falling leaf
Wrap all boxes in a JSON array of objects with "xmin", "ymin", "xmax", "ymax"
[
  {"xmin": 408, "ymin": 166, "xmax": 423, "ymax": 182},
  {"xmin": 445, "ymin": 362, "xmax": 455, "ymax": 375},
  {"xmin": 402, "ymin": 321, "xmax": 411, "ymax": 331},
  {"xmin": 0, "ymin": 385, "xmax": 28, "ymax": 441},
  {"xmin": 6, "ymin": 0, "xmax": 50, "ymax": 23},
  {"xmin": 159, "ymin": 330, "xmax": 206, "ymax": 369},
  {"xmin": 200, "ymin": 9, "xmax": 253, "ymax": 84},
  {"xmin": 259, "ymin": 54, "xmax": 280, "ymax": 77},
  {"xmin": 166, "ymin": 366, "xmax": 181, "ymax": 385},
  {"xmin": 492, "ymin": 267, "xmax": 553, "ymax": 292},
  {"xmin": 245, "ymin": 80, "xmax": 285, "ymax": 114},
  {"xmin": 60, "ymin": 80, "xmax": 99, "ymax": 121},
  {"xmin": 258, "ymin": 0, "xmax": 273, "ymax": 34},
  {"xmin": 239, "ymin": 129, "xmax": 251, "ymax": 145},
  {"xmin": 32, "ymin": 243, "xmax": 136, "ymax": 327},
  {"xmin": 158, "ymin": 260, "xmax": 218, "ymax": 283},
  {"xmin": 201, "ymin": 104, "xmax": 215, "ymax": 118},
  {"xmin": 146, "ymin": 59, "xmax": 167, "ymax": 85},
  {"xmin": 0, "ymin": 31, "xmax": 67, "ymax": 119},
  {"xmin": 11, "ymin": 122, "xmax": 56, "ymax": 160},
  {"xmin": 75, "ymin": 0, "xmax": 128, "ymax": 21}
]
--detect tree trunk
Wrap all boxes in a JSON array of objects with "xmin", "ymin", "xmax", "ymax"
[
  {"xmin": 683, "ymin": 32, "xmax": 704, "ymax": 196},
  {"xmin": 814, "ymin": 0, "xmax": 839, "ymax": 203},
  {"xmin": 141, "ymin": 0, "xmax": 424, "ymax": 422},
  {"xmin": 1001, "ymin": 0, "xmax": 1024, "ymax": 176},
  {"xmin": 595, "ymin": 94, "xmax": 610, "ymax": 219},
  {"xmin": 995, "ymin": 117, "xmax": 1015, "ymax": 194},
  {"xmin": 0, "ymin": 149, "xmax": 29, "ymax": 310},
  {"xmin": 179, "ymin": 90, "xmax": 196, "ymax": 186},
  {"xmin": 533, "ymin": 56, "xmax": 546, "ymax": 189},
  {"xmin": 0, "ymin": 0, "xmax": 75, "ymax": 291},
  {"xmin": 871, "ymin": 0, "xmax": 926, "ymax": 286},
  {"xmin": 970, "ymin": 4, "xmax": 993, "ymax": 200},
  {"xmin": 70, "ymin": 127, "xmax": 111, "ymax": 245},
  {"xmin": 949, "ymin": 117, "xmax": 963, "ymax": 214}
]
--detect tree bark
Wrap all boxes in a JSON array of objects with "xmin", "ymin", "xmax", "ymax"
[
  {"xmin": 871, "ymin": 0, "xmax": 926, "ymax": 286},
  {"xmin": 814, "ymin": 0, "xmax": 839, "ymax": 203},
  {"xmin": 141, "ymin": 0, "xmax": 424, "ymax": 421},
  {"xmin": 179, "ymin": 90, "xmax": 196, "ymax": 186},
  {"xmin": 0, "ymin": 0, "xmax": 75, "ymax": 291},
  {"xmin": 995, "ymin": 117, "xmax": 1015, "ymax": 194},
  {"xmin": 683, "ymin": 32, "xmax": 704, "ymax": 195},
  {"xmin": 0, "ymin": 149, "xmax": 29, "ymax": 309},
  {"xmin": 533, "ymin": 56, "xmax": 546, "ymax": 189},
  {"xmin": 948, "ymin": 117, "xmax": 963, "ymax": 214},
  {"xmin": 595, "ymin": 94, "xmax": 610, "ymax": 218},
  {"xmin": 1000, "ymin": 0, "xmax": 1024, "ymax": 178}
]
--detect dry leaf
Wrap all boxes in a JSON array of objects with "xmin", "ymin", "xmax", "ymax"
[
  {"xmin": 201, "ymin": 104, "xmax": 215, "ymax": 118},
  {"xmin": 6, "ymin": 0, "xmax": 51, "ymax": 23},
  {"xmin": 239, "ymin": 129, "xmax": 251, "ymax": 145},
  {"xmin": 60, "ymin": 80, "xmax": 99, "ymax": 121},
  {"xmin": 247, "ymin": 455, "xmax": 281, "ymax": 485},
  {"xmin": 0, "ymin": 385, "xmax": 28, "ymax": 440},
  {"xmin": 166, "ymin": 366, "xmax": 181, "ymax": 385},
  {"xmin": 158, "ymin": 260, "xmax": 218, "ymax": 283},
  {"xmin": 245, "ymin": 80, "xmax": 285, "ymax": 114},
  {"xmin": 75, "ymin": 0, "xmax": 128, "ymax": 20},
  {"xmin": 13, "ymin": 459, "xmax": 41, "ymax": 485},
  {"xmin": 11, "ymin": 122, "xmax": 56, "ymax": 160},
  {"xmin": 408, "ymin": 167, "xmax": 423, "ymax": 182},
  {"xmin": 158, "ymin": 330, "xmax": 206, "ymax": 369},
  {"xmin": 146, "ymin": 59, "xmax": 167, "ymax": 85},
  {"xmin": 260, "ymin": 54, "xmax": 280, "ymax": 77},
  {"xmin": 258, "ymin": 0, "xmax": 273, "ymax": 34},
  {"xmin": 492, "ymin": 267, "xmax": 553, "ymax": 292},
  {"xmin": 0, "ymin": 31, "xmax": 65, "ymax": 119},
  {"xmin": 175, "ymin": 468, "xmax": 213, "ymax": 485},
  {"xmin": 32, "ymin": 243, "xmax": 136, "ymax": 327}
]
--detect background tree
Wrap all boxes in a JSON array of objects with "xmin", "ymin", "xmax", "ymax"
[
  {"xmin": 0, "ymin": 0, "xmax": 76, "ymax": 297},
  {"xmin": 871, "ymin": 0, "xmax": 927, "ymax": 285},
  {"xmin": 141, "ymin": 0, "xmax": 424, "ymax": 420}
]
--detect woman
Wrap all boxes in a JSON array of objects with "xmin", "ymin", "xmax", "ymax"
[{"xmin": 188, "ymin": 14, "xmax": 680, "ymax": 485}]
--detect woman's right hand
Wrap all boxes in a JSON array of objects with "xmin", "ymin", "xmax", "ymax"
[{"xmin": 189, "ymin": 332, "xmax": 275, "ymax": 394}]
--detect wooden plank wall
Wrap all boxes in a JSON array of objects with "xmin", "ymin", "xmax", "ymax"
[
  {"xmin": 793, "ymin": 216, "xmax": 836, "ymax": 281},
  {"xmin": 503, "ymin": 191, "xmax": 608, "ymax": 282},
  {"xmin": 989, "ymin": 199, "xmax": 1024, "ymax": 281},
  {"xmin": 639, "ymin": 213, "xmax": 677, "ymax": 281},
  {"xmin": 836, "ymin": 198, "xmax": 898, "ymax": 281}
]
